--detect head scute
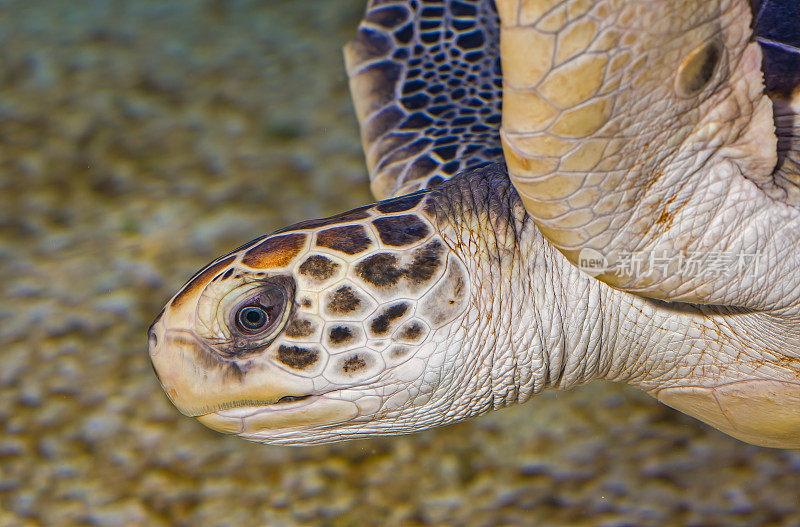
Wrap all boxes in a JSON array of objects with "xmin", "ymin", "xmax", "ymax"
[
  {"xmin": 150, "ymin": 179, "xmax": 477, "ymax": 443},
  {"xmin": 151, "ymin": 0, "xmax": 800, "ymax": 449}
]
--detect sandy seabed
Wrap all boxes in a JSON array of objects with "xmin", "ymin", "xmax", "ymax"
[{"xmin": 1, "ymin": 1, "xmax": 799, "ymax": 525}]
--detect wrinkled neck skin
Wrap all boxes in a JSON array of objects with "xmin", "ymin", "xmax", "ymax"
[{"xmin": 426, "ymin": 164, "xmax": 800, "ymax": 425}]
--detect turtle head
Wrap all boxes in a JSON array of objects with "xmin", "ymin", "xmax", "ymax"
[{"xmin": 148, "ymin": 194, "xmax": 473, "ymax": 444}]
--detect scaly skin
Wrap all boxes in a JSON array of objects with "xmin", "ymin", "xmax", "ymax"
[
  {"xmin": 149, "ymin": 0, "xmax": 800, "ymax": 448},
  {"xmin": 495, "ymin": 0, "xmax": 800, "ymax": 445},
  {"xmin": 499, "ymin": 0, "xmax": 800, "ymax": 308},
  {"xmin": 149, "ymin": 165, "xmax": 800, "ymax": 447}
]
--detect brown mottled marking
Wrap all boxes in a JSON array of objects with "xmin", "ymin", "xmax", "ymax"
[
  {"xmin": 316, "ymin": 225, "xmax": 372, "ymax": 255},
  {"xmin": 370, "ymin": 303, "xmax": 409, "ymax": 336},
  {"xmin": 328, "ymin": 286, "xmax": 362, "ymax": 313},
  {"xmin": 372, "ymin": 215, "xmax": 430, "ymax": 247},
  {"xmin": 194, "ymin": 339, "xmax": 248, "ymax": 381},
  {"xmin": 171, "ymin": 255, "xmax": 236, "ymax": 309},
  {"xmin": 342, "ymin": 354, "xmax": 366, "ymax": 373},
  {"xmin": 277, "ymin": 345, "xmax": 319, "ymax": 369},
  {"xmin": 241, "ymin": 233, "xmax": 306, "ymax": 269},
  {"xmin": 389, "ymin": 346, "xmax": 410, "ymax": 359},
  {"xmin": 172, "ymin": 333, "xmax": 246, "ymax": 384},
  {"xmin": 285, "ymin": 318, "xmax": 314, "ymax": 338},
  {"xmin": 223, "ymin": 361, "xmax": 245, "ymax": 383},
  {"xmin": 420, "ymin": 257, "xmax": 468, "ymax": 327},
  {"xmin": 329, "ymin": 326, "xmax": 353, "ymax": 345},
  {"xmin": 375, "ymin": 192, "xmax": 425, "ymax": 214},
  {"xmin": 355, "ymin": 242, "xmax": 443, "ymax": 289},
  {"xmin": 355, "ymin": 253, "xmax": 403, "ymax": 287},
  {"xmin": 301, "ymin": 298, "xmax": 313, "ymax": 308},
  {"xmin": 277, "ymin": 207, "xmax": 371, "ymax": 233},
  {"xmin": 406, "ymin": 241, "xmax": 443, "ymax": 284},
  {"xmin": 397, "ymin": 321, "xmax": 425, "ymax": 342},
  {"xmin": 298, "ymin": 255, "xmax": 340, "ymax": 281}
]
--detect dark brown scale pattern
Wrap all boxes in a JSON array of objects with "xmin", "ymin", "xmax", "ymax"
[
  {"xmin": 316, "ymin": 224, "xmax": 373, "ymax": 255},
  {"xmin": 355, "ymin": 253, "xmax": 404, "ymax": 287},
  {"xmin": 406, "ymin": 241, "xmax": 444, "ymax": 284},
  {"xmin": 277, "ymin": 345, "xmax": 319, "ymax": 369},
  {"xmin": 375, "ymin": 192, "xmax": 425, "ymax": 213},
  {"xmin": 284, "ymin": 318, "xmax": 314, "ymax": 338},
  {"xmin": 355, "ymin": 240, "xmax": 443, "ymax": 288},
  {"xmin": 241, "ymin": 233, "xmax": 306, "ymax": 269},
  {"xmin": 397, "ymin": 321, "xmax": 425, "ymax": 342},
  {"xmin": 342, "ymin": 354, "xmax": 367, "ymax": 373},
  {"xmin": 327, "ymin": 286, "xmax": 362, "ymax": 314},
  {"xmin": 328, "ymin": 326, "xmax": 353, "ymax": 345},
  {"xmin": 370, "ymin": 303, "xmax": 409, "ymax": 335},
  {"xmin": 371, "ymin": 214, "xmax": 430, "ymax": 247},
  {"xmin": 298, "ymin": 255, "xmax": 340, "ymax": 281}
]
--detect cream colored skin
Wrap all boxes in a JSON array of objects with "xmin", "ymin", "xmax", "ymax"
[
  {"xmin": 498, "ymin": 0, "xmax": 800, "ymax": 448},
  {"xmin": 150, "ymin": 166, "xmax": 800, "ymax": 447},
  {"xmin": 150, "ymin": 0, "xmax": 800, "ymax": 448}
]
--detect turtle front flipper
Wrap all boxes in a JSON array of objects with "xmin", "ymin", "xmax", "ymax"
[
  {"xmin": 754, "ymin": 0, "xmax": 800, "ymax": 202},
  {"xmin": 498, "ymin": 0, "xmax": 800, "ymax": 311},
  {"xmin": 345, "ymin": 0, "xmax": 504, "ymax": 200}
]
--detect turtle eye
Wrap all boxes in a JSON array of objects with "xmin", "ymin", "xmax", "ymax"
[
  {"xmin": 234, "ymin": 295, "xmax": 282, "ymax": 335},
  {"xmin": 237, "ymin": 306, "xmax": 270, "ymax": 331},
  {"xmin": 229, "ymin": 277, "xmax": 293, "ymax": 339}
]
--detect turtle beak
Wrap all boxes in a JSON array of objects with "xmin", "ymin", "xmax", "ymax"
[
  {"xmin": 148, "ymin": 281, "xmax": 363, "ymax": 441},
  {"xmin": 148, "ymin": 304, "xmax": 321, "ymax": 419},
  {"xmin": 148, "ymin": 327, "xmax": 288, "ymax": 416},
  {"xmin": 148, "ymin": 321, "xmax": 359, "ymax": 440},
  {"xmin": 196, "ymin": 396, "xmax": 360, "ymax": 439},
  {"xmin": 147, "ymin": 315, "xmax": 205, "ymax": 413}
]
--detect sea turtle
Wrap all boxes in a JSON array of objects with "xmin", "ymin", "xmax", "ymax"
[{"xmin": 148, "ymin": 0, "xmax": 800, "ymax": 447}]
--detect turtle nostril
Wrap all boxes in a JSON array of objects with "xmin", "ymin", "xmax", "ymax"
[{"xmin": 148, "ymin": 328, "xmax": 158, "ymax": 351}]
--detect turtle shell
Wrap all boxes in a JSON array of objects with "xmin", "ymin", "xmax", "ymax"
[{"xmin": 752, "ymin": 0, "xmax": 800, "ymax": 95}]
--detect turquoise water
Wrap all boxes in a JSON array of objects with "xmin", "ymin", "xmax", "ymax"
[{"xmin": 1, "ymin": 1, "xmax": 799, "ymax": 524}]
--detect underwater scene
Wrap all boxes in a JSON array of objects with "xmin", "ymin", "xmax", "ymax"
[{"xmin": 2, "ymin": 0, "xmax": 800, "ymax": 525}]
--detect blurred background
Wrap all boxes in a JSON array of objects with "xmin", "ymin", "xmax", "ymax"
[{"xmin": 1, "ymin": 0, "xmax": 799, "ymax": 525}]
